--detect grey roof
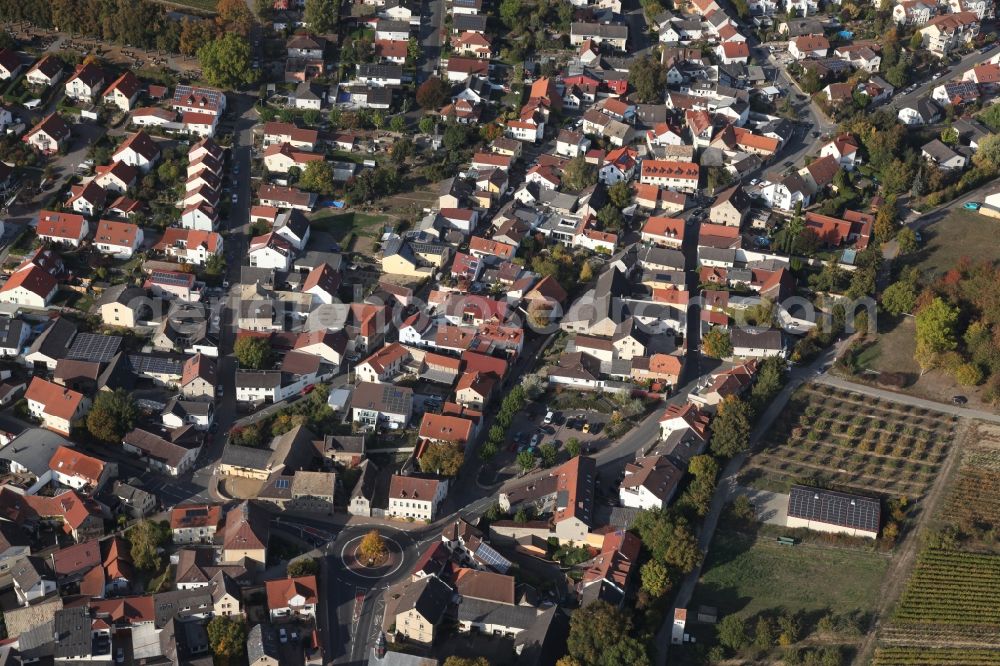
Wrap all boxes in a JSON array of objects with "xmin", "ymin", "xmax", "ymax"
[
  {"xmin": 0, "ymin": 428, "xmax": 72, "ymax": 477},
  {"xmin": 351, "ymin": 458, "xmax": 379, "ymax": 503},
  {"xmin": 922, "ymin": 138, "xmax": 961, "ymax": 163},
  {"xmin": 395, "ymin": 576, "xmax": 452, "ymax": 624},
  {"xmin": 456, "ymin": 597, "xmax": 540, "ymax": 632},
  {"xmin": 235, "ymin": 370, "xmax": 283, "ymax": 389},
  {"xmin": 220, "ymin": 442, "xmax": 273, "ymax": 470},
  {"xmin": 114, "ymin": 482, "xmax": 155, "ymax": 507},
  {"xmin": 153, "ymin": 587, "xmax": 213, "ymax": 628},
  {"xmin": 247, "ymin": 624, "xmax": 280, "ymax": 664},
  {"xmin": 17, "ymin": 619, "xmax": 56, "ymax": 659},
  {"xmin": 358, "ymin": 62, "xmax": 404, "ymax": 80},
  {"xmin": 0, "ymin": 317, "xmax": 26, "ymax": 350},
  {"xmin": 698, "ymin": 246, "xmax": 736, "ymax": 264},
  {"xmin": 730, "ymin": 327, "xmax": 783, "ymax": 350},
  {"xmin": 637, "ymin": 246, "xmax": 686, "ymax": 270},
  {"xmin": 96, "ymin": 284, "xmax": 147, "ymax": 308},
  {"xmin": 11, "ymin": 556, "xmax": 48, "ymax": 593},
  {"xmin": 27, "ymin": 317, "xmax": 77, "ymax": 361},
  {"xmin": 571, "ymin": 21, "xmax": 628, "ymax": 39},
  {"xmin": 453, "ymin": 13, "xmax": 487, "ymax": 31},
  {"xmin": 53, "ymin": 607, "xmax": 93, "ymax": 659},
  {"xmin": 98, "ymin": 351, "xmax": 136, "ymax": 392}
]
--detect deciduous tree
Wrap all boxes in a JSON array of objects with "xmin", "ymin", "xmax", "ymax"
[
  {"xmin": 207, "ymin": 616, "xmax": 247, "ymax": 660},
  {"xmin": 86, "ymin": 389, "xmax": 138, "ymax": 443},
  {"xmin": 287, "ymin": 557, "xmax": 319, "ymax": 577},
  {"xmin": 628, "ymin": 54, "xmax": 667, "ymax": 104},
  {"xmin": 198, "ymin": 33, "xmax": 255, "ymax": 89},
  {"xmin": 915, "ymin": 297, "xmax": 959, "ymax": 369},
  {"xmin": 304, "ymin": 0, "xmax": 339, "ymax": 33},
  {"xmin": 359, "ymin": 529, "xmax": 387, "ymax": 563},
  {"xmin": 130, "ymin": 520, "xmax": 171, "ymax": 571},
  {"xmin": 298, "ymin": 160, "xmax": 335, "ymax": 195},
  {"xmin": 702, "ymin": 327, "xmax": 732, "ymax": 359},
  {"xmin": 234, "ymin": 336, "xmax": 272, "ymax": 369},
  {"xmin": 640, "ymin": 559, "xmax": 671, "ymax": 596},
  {"xmin": 416, "ymin": 76, "xmax": 449, "ymax": 110},
  {"xmin": 418, "ymin": 442, "xmax": 464, "ymax": 476},
  {"xmin": 562, "ymin": 155, "xmax": 597, "ymax": 192},
  {"xmin": 566, "ymin": 602, "xmax": 649, "ymax": 666}
]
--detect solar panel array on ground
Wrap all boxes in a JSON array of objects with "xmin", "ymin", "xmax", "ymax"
[{"xmin": 787, "ymin": 485, "xmax": 880, "ymax": 533}]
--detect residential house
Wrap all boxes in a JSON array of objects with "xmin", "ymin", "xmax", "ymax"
[
  {"xmin": 101, "ymin": 71, "xmax": 141, "ymax": 111},
  {"xmin": 25, "ymin": 377, "xmax": 89, "ymax": 435},
  {"xmin": 64, "ymin": 63, "xmax": 105, "ymax": 103},
  {"xmin": 23, "ymin": 113, "xmax": 70, "ymax": 154},
  {"xmin": 93, "ymin": 219, "xmax": 143, "ymax": 259},
  {"xmin": 25, "ymin": 56, "xmax": 64, "ymax": 87},
  {"xmin": 112, "ymin": 131, "xmax": 160, "ymax": 172},
  {"xmin": 37, "ymin": 210, "xmax": 88, "ymax": 247},
  {"xmin": 265, "ymin": 575, "xmax": 318, "ymax": 620},
  {"xmin": 351, "ymin": 381, "xmax": 413, "ymax": 428},
  {"xmin": 387, "ymin": 474, "xmax": 448, "ymax": 521}
]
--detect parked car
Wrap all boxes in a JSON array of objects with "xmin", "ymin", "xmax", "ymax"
[
  {"xmin": 544, "ymin": 410, "xmax": 554, "ymax": 425},
  {"xmin": 279, "ymin": 628, "xmax": 288, "ymax": 644},
  {"xmin": 953, "ymin": 395, "xmax": 968, "ymax": 405},
  {"xmin": 530, "ymin": 433, "xmax": 541, "ymax": 446},
  {"xmin": 582, "ymin": 422, "xmax": 591, "ymax": 433},
  {"xmin": 963, "ymin": 201, "xmax": 981, "ymax": 210}
]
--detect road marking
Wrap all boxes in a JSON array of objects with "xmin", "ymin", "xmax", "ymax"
[{"xmin": 339, "ymin": 535, "xmax": 406, "ymax": 580}]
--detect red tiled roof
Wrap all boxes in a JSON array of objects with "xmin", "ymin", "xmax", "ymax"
[
  {"xmin": 25, "ymin": 377, "xmax": 84, "ymax": 421},
  {"xmin": 265, "ymin": 575, "xmax": 319, "ymax": 609},
  {"xmin": 49, "ymin": 446, "xmax": 105, "ymax": 486}
]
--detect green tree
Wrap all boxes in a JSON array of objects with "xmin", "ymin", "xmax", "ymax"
[
  {"xmin": 628, "ymin": 54, "xmax": 667, "ymax": 104},
  {"xmin": 499, "ymin": 0, "xmax": 522, "ymax": 27},
  {"xmin": 688, "ymin": 454, "xmax": 719, "ymax": 481},
  {"xmin": 419, "ymin": 442, "xmax": 464, "ymax": 476},
  {"xmin": 207, "ymin": 616, "xmax": 247, "ymax": 661},
  {"xmin": 287, "ymin": 557, "xmax": 319, "ymax": 577},
  {"xmin": 717, "ymin": 614, "xmax": 748, "ymax": 651},
  {"xmin": 754, "ymin": 616, "xmax": 776, "ymax": 649},
  {"xmin": 596, "ymin": 204, "xmax": 624, "ymax": 231},
  {"xmin": 580, "ymin": 262, "xmax": 594, "ymax": 282},
  {"xmin": 416, "ymin": 76, "xmax": 450, "ymax": 110},
  {"xmin": 443, "ymin": 658, "xmax": 491, "ymax": 666},
  {"xmin": 702, "ymin": 327, "xmax": 732, "ymax": 358},
  {"xmin": 205, "ymin": 253, "xmax": 226, "ymax": 276},
  {"xmin": 198, "ymin": 33, "xmax": 255, "ymax": 89},
  {"xmin": 234, "ymin": 336, "xmax": 272, "ymax": 369},
  {"xmin": 750, "ymin": 356, "xmax": 786, "ymax": 409},
  {"xmin": 516, "ymin": 450, "xmax": 536, "ymax": 472},
  {"xmin": 479, "ymin": 440, "xmax": 498, "ymax": 460},
  {"xmin": 566, "ymin": 602, "xmax": 649, "ymax": 666},
  {"xmin": 539, "ymin": 442, "xmax": 558, "ymax": 467},
  {"xmin": 407, "ymin": 36, "xmax": 421, "ymax": 64},
  {"xmin": 710, "ymin": 396, "xmax": 752, "ymax": 458},
  {"xmin": 640, "ymin": 559, "xmax": 671, "ymax": 597},
  {"xmin": 442, "ymin": 123, "xmax": 471, "ymax": 151},
  {"xmin": 389, "ymin": 115, "xmax": 407, "ymax": 133},
  {"xmin": 303, "ymin": 0, "xmax": 339, "ymax": 33},
  {"xmin": 562, "ymin": 155, "xmax": 597, "ymax": 192},
  {"xmin": 298, "ymin": 160, "xmax": 335, "ymax": 195},
  {"xmin": 607, "ymin": 180, "xmax": 631, "ymax": 209},
  {"xmin": 973, "ymin": 133, "xmax": 1000, "ymax": 172},
  {"xmin": 896, "ymin": 226, "xmax": 919, "ymax": 254},
  {"xmin": 418, "ymin": 116, "xmax": 436, "ymax": 135},
  {"xmin": 129, "ymin": 520, "xmax": 171, "ymax": 571},
  {"xmin": 915, "ymin": 297, "xmax": 959, "ymax": 369},
  {"xmin": 253, "ymin": 0, "xmax": 272, "ymax": 20},
  {"xmin": 566, "ymin": 437, "xmax": 582, "ymax": 457},
  {"xmin": 909, "ymin": 31, "xmax": 923, "ymax": 50},
  {"xmin": 86, "ymin": 389, "xmax": 138, "ymax": 443}
]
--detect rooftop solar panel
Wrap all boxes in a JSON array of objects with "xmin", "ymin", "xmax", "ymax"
[
  {"xmin": 787, "ymin": 485, "xmax": 880, "ymax": 533},
  {"xmin": 129, "ymin": 354, "xmax": 184, "ymax": 376},
  {"xmin": 67, "ymin": 333, "xmax": 123, "ymax": 362},
  {"xmin": 151, "ymin": 271, "xmax": 193, "ymax": 288},
  {"xmin": 474, "ymin": 542, "xmax": 511, "ymax": 574}
]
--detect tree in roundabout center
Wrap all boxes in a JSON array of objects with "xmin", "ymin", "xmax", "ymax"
[{"xmin": 358, "ymin": 529, "xmax": 388, "ymax": 566}]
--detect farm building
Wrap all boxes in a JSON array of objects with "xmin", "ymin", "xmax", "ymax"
[{"xmin": 786, "ymin": 485, "xmax": 880, "ymax": 539}]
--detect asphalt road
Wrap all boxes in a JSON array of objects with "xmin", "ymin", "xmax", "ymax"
[{"xmin": 888, "ymin": 47, "xmax": 999, "ymax": 109}]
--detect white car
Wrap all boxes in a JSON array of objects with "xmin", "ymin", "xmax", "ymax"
[{"xmin": 544, "ymin": 410, "xmax": 554, "ymax": 425}]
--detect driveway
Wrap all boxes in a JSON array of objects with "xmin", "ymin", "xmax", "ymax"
[{"xmin": 734, "ymin": 486, "xmax": 789, "ymax": 526}]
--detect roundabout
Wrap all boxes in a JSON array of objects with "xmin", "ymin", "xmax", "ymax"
[{"xmin": 339, "ymin": 533, "xmax": 406, "ymax": 580}]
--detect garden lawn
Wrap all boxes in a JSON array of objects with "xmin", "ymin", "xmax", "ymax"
[
  {"xmin": 692, "ymin": 531, "xmax": 888, "ymax": 619},
  {"xmin": 310, "ymin": 210, "xmax": 388, "ymax": 242},
  {"xmin": 913, "ymin": 208, "xmax": 998, "ymax": 279}
]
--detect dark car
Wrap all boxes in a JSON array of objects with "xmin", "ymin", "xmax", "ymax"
[{"xmin": 952, "ymin": 395, "xmax": 968, "ymax": 405}]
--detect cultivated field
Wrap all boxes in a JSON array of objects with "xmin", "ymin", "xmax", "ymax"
[
  {"xmin": 741, "ymin": 384, "xmax": 959, "ymax": 500},
  {"xmin": 875, "ymin": 425, "xmax": 1000, "ymax": 655}
]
